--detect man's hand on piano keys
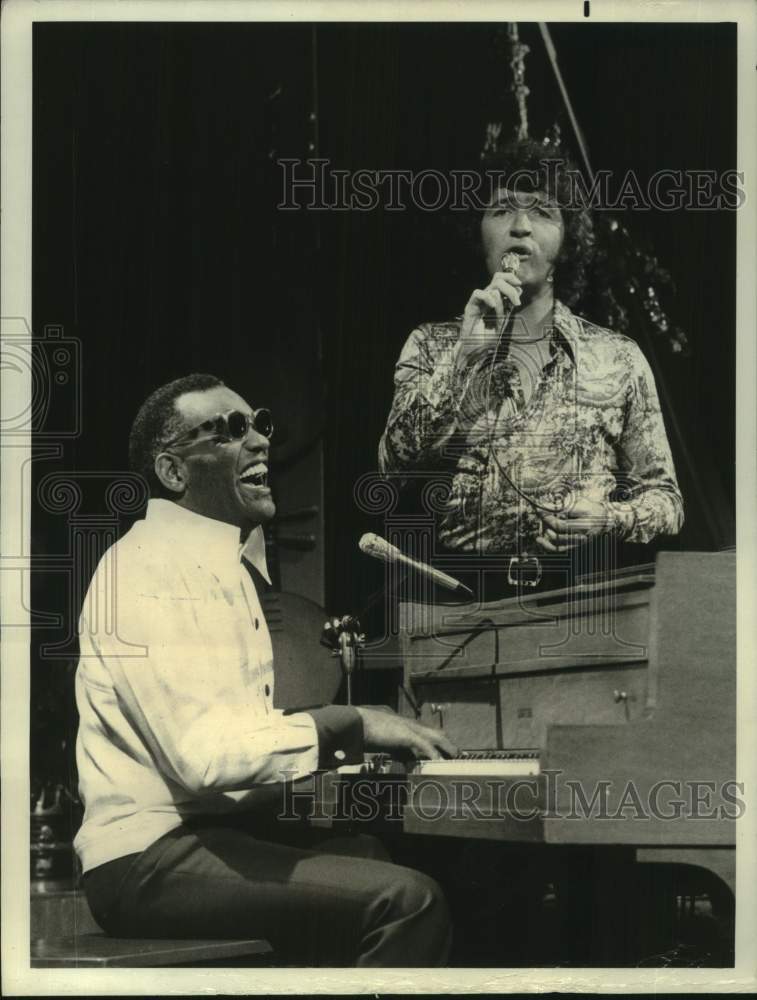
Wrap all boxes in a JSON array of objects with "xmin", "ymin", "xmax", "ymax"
[{"xmin": 355, "ymin": 707, "xmax": 458, "ymax": 761}]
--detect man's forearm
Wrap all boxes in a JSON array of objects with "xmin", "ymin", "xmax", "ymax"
[{"xmin": 607, "ymin": 487, "xmax": 684, "ymax": 543}]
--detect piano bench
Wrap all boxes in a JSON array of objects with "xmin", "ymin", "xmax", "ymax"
[{"xmin": 31, "ymin": 933, "xmax": 273, "ymax": 968}]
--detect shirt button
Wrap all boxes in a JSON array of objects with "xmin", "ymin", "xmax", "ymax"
[
  {"xmin": 264, "ymin": 683, "xmax": 271, "ymax": 697},
  {"xmin": 254, "ymin": 618, "xmax": 260, "ymax": 630}
]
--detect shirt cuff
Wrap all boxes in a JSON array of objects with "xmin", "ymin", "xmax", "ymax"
[
  {"xmin": 306, "ymin": 706, "xmax": 365, "ymax": 769},
  {"xmin": 606, "ymin": 501, "xmax": 638, "ymax": 540}
]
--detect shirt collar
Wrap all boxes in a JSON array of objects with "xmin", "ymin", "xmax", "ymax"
[
  {"xmin": 549, "ymin": 299, "xmax": 579, "ymax": 366},
  {"xmin": 240, "ymin": 524, "xmax": 272, "ymax": 585},
  {"xmin": 143, "ymin": 499, "xmax": 272, "ymax": 585},
  {"xmin": 455, "ymin": 299, "xmax": 579, "ymax": 369}
]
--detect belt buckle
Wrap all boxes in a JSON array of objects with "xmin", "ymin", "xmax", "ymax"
[{"xmin": 507, "ymin": 555, "xmax": 542, "ymax": 588}]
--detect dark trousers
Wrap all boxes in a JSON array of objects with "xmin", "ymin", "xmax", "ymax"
[{"xmin": 82, "ymin": 815, "xmax": 451, "ymax": 967}]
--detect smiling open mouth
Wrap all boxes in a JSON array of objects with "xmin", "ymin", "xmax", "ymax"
[{"xmin": 239, "ymin": 463, "xmax": 268, "ymax": 487}]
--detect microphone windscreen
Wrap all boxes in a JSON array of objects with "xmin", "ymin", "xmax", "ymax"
[
  {"xmin": 359, "ymin": 532, "xmax": 388, "ymax": 559},
  {"xmin": 499, "ymin": 251, "xmax": 522, "ymax": 275},
  {"xmin": 359, "ymin": 533, "xmax": 403, "ymax": 564}
]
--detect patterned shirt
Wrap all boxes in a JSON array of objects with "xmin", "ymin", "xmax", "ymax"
[{"xmin": 378, "ymin": 300, "xmax": 684, "ymax": 555}]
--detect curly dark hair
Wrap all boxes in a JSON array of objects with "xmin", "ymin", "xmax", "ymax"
[
  {"xmin": 128, "ymin": 373, "xmax": 225, "ymax": 498},
  {"xmin": 459, "ymin": 139, "xmax": 596, "ymax": 308}
]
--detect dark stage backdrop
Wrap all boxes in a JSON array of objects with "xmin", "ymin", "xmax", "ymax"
[
  {"xmin": 314, "ymin": 21, "xmax": 737, "ymax": 616},
  {"xmin": 31, "ymin": 21, "xmax": 736, "ymax": 791}
]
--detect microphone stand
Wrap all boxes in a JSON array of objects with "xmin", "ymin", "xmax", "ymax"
[{"xmin": 322, "ymin": 616, "xmax": 365, "ymax": 706}]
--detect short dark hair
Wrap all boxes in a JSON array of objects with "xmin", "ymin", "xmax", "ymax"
[
  {"xmin": 460, "ymin": 138, "xmax": 596, "ymax": 308},
  {"xmin": 128, "ymin": 373, "xmax": 225, "ymax": 497}
]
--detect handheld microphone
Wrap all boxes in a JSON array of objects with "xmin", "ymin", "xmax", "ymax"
[
  {"xmin": 499, "ymin": 251, "xmax": 521, "ymax": 275},
  {"xmin": 359, "ymin": 533, "xmax": 475, "ymax": 600},
  {"xmin": 497, "ymin": 251, "xmax": 522, "ymax": 327}
]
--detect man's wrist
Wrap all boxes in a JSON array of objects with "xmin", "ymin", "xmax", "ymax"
[
  {"xmin": 306, "ymin": 705, "xmax": 365, "ymax": 769},
  {"xmin": 604, "ymin": 501, "xmax": 637, "ymax": 540}
]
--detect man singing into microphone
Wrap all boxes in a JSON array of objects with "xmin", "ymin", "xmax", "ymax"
[
  {"xmin": 379, "ymin": 139, "xmax": 683, "ymax": 594},
  {"xmin": 75, "ymin": 373, "xmax": 454, "ymax": 966}
]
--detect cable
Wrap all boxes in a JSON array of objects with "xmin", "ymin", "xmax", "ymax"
[{"xmin": 480, "ymin": 310, "xmax": 567, "ymax": 517}]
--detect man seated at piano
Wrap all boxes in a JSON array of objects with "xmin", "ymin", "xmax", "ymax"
[
  {"xmin": 73, "ymin": 373, "xmax": 456, "ymax": 967},
  {"xmin": 379, "ymin": 139, "xmax": 684, "ymax": 597}
]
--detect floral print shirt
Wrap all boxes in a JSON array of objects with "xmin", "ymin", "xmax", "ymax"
[{"xmin": 378, "ymin": 300, "xmax": 684, "ymax": 555}]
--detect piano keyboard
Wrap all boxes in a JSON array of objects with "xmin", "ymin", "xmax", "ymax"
[
  {"xmin": 337, "ymin": 749, "xmax": 540, "ymax": 777},
  {"xmin": 411, "ymin": 749, "xmax": 540, "ymax": 777}
]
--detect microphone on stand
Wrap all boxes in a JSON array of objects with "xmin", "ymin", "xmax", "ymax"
[{"xmin": 359, "ymin": 533, "xmax": 475, "ymax": 600}]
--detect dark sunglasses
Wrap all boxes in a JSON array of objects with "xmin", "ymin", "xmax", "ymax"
[{"xmin": 163, "ymin": 408, "xmax": 274, "ymax": 449}]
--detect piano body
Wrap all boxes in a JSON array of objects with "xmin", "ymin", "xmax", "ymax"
[{"xmin": 392, "ymin": 550, "xmax": 736, "ymax": 899}]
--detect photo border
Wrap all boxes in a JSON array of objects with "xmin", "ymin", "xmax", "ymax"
[{"xmin": 2, "ymin": 0, "xmax": 755, "ymax": 993}]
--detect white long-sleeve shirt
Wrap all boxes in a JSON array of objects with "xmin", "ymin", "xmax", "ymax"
[{"xmin": 74, "ymin": 499, "xmax": 361, "ymax": 873}]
